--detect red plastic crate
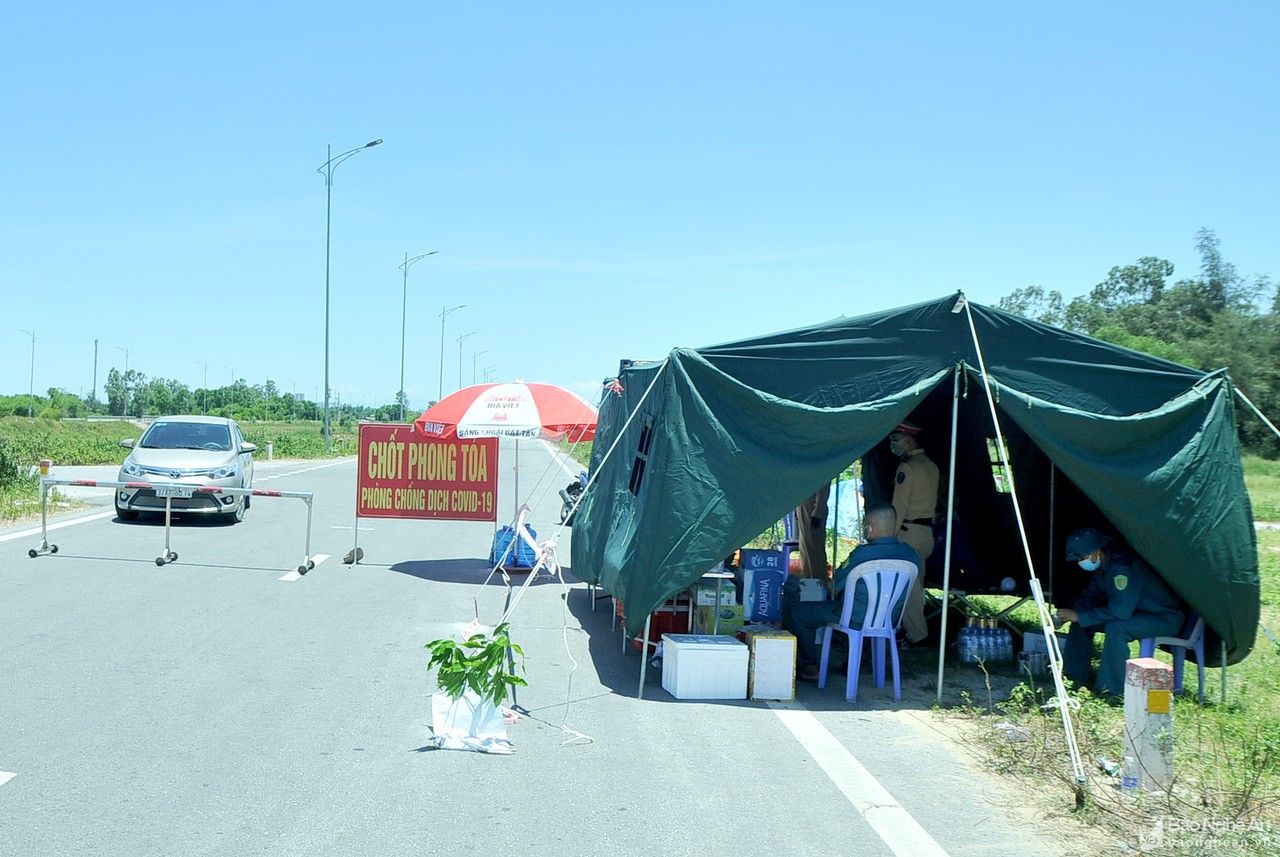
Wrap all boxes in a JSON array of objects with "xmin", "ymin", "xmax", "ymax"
[{"xmin": 632, "ymin": 604, "xmax": 691, "ymax": 652}]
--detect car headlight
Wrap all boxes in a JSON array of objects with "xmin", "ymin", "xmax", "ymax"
[
  {"xmin": 209, "ymin": 462, "xmax": 239, "ymax": 479},
  {"xmin": 122, "ymin": 460, "xmax": 144, "ymax": 477}
]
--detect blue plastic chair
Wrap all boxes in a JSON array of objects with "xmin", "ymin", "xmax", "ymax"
[
  {"xmin": 1139, "ymin": 613, "xmax": 1206, "ymax": 703},
  {"xmin": 818, "ymin": 559, "xmax": 917, "ymax": 702}
]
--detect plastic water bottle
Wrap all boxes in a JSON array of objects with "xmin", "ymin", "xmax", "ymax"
[
  {"xmin": 1121, "ymin": 755, "xmax": 1140, "ymax": 796},
  {"xmin": 957, "ymin": 621, "xmax": 971, "ymax": 663}
]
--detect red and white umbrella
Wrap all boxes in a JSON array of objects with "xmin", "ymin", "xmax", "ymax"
[
  {"xmin": 413, "ymin": 382, "xmax": 597, "ymax": 442},
  {"xmin": 413, "ymin": 382, "xmax": 597, "ymax": 522}
]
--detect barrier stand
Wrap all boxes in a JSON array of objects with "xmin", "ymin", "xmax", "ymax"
[{"xmin": 30, "ymin": 478, "xmax": 317, "ymax": 575}]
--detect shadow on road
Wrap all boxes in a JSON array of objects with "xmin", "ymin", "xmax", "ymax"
[
  {"xmin": 389, "ymin": 558, "xmax": 580, "ymax": 588},
  {"xmin": 564, "ymin": 585, "xmax": 1030, "ymax": 712}
]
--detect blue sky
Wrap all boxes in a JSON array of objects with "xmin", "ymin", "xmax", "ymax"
[{"xmin": 2, "ymin": 3, "xmax": 1276, "ymax": 411}]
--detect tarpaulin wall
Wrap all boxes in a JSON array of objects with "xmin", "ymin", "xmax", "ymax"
[{"xmin": 572, "ymin": 295, "xmax": 1259, "ymax": 662}]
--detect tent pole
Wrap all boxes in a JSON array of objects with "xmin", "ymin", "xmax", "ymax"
[
  {"xmin": 936, "ymin": 366, "xmax": 962, "ymax": 702},
  {"xmin": 1048, "ymin": 464, "xmax": 1056, "ymax": 602},
  {"xmin": 1235, "ymin": 385, "xmax": 1280, "ymax": 442},
  {"xmin": 637, "ymin": 614, "xmax": 652, "ymax": 699},
  {"xmin": 1221, "ymin": 640, "xmax": 1228, "ymax": 705},
  {"xmin": 961, "ymin": 296, "xmax": 1089, "ymax": 798},
  {"xmin": 831, "ymin": 474, "xmax": 840, "ymax": 567}
]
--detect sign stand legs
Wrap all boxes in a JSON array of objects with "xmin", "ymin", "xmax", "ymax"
[
  {"xmin": 155, "ymin": 496, "xmax": 178, "ymax": 566},
  {"xmin": 27, "ymin": 481, "xmax": 58, "ymax": 557}
]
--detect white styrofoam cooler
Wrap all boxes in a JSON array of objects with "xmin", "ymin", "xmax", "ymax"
[{"xmin": 661, "ymin": 633, "xmax": 748, "ymax": 700}]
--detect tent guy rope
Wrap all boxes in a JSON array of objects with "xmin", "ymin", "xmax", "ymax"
[{"xmin": 960, "ymin": 293, "xmax": 1090, "ymax": 799}]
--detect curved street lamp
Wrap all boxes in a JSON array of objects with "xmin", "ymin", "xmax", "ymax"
[
  {"xmin": 457, "ymin": 331, "xmax": 477, "ymax": 391},
  {"xmin": 438, "ymin": 304, "xmax": 465, "ymax": 402},
  {"xmin": 472, "ymin": 349, "xmax": 488, "ymax": 386},
  {"xmin": 398, "ymin": 250, "xmax": 439, "ymax": 421},
  {"xmin": 318, "ymin": 138, "xmax": 383, "ymax": 450}
]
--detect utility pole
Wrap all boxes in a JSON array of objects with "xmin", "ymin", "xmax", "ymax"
[
  {"xmin": 92, "ymin": 339, "xmax": 99, "ymax": 414},
  {"xmin": 19, "ymin": 329, "xmax": 36, "ymax": 418}
]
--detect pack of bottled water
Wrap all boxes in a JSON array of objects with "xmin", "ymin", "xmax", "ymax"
[{"xmin": 956, "ymin": 617, "xmax": 1014, "ymax": 664}]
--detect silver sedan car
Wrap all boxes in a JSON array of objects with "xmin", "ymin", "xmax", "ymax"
[{"xmin": 115, "ymin": 415, "xmax": 257, "ymax": 522}]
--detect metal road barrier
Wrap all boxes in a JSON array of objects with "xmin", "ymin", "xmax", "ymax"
[{"xmin": 30, "ymin": 478, "xmax": 318, "ymax": 574}]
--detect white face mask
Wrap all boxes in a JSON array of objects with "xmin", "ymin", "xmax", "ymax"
[
  {"xmin": 889, "ymin": 439, "xmax": 903, "ymax": 457},
  {"xmin": 1078, "ymin": 557, "xmax": 1102, "ymax": 572}
]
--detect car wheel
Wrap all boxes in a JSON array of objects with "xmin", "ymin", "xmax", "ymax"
[{"xmin": 115, "ymin": 498, "xmax": 139, "ymax": 521}]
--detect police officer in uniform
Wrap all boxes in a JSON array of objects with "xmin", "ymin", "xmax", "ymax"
[
  {"xmin": 889, "ymin": 420, "xmax": 939, "ymax": 644},
  {"xmin": 795, "ymin": 483, "xmax": 830, "ymax": 579},
  {"xmin": 1057, "ymin": 528, "xmax": 1185, "ymax": 698}
]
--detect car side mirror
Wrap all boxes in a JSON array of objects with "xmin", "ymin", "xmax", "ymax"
[
  {"xmin": 240, "ymin": 442, "xmax": 257, "ymax": 454},
  {"xmin": 120, "ymin": 439, "xmax": 135, "ymax": 449}
]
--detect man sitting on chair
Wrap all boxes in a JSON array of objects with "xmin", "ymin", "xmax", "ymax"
[
  {"xmin": 1056, "ymin": 527, "xmax": 1185, "ymax": 699},
  {"xmin": 787, "ymin": 504, "xmax": 919, "ymax": 682}
]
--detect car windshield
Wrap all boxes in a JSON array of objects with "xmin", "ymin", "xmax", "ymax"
[{"xmin": 141, "ymin": 422, "xmax": 232, "ymax": 452}]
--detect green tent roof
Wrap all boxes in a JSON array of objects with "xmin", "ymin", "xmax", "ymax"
[{"xmin": 573, "ymin": 294, "xmax": 1259, "ymax": 663}]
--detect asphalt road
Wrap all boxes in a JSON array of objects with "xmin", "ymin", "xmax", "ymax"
[{"xmin": 0, "ymin": 439, "xmax": 1075, "ymax": 857}]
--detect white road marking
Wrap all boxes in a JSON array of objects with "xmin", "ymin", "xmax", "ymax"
[
  {"xmin": 539, "ymin": 439, "xmax": 583, "ymax": 479},
  {"xmin": 0, "ymin": 510, "xmax": 116, "ymax": 544},
  {"xmin": 279, "ymin": 553, "xmax": 330, "ymax": 581},
  {"xmin": 0, "ymin": 772, "xmax": 14, "ymax": 788},
  {"xmin": 255, "ymin": 458, "xmax": 353, "ymax": 482},
  {"xmin": 769, "ymin": 702, "xmax": 949, "ymax": 857}
]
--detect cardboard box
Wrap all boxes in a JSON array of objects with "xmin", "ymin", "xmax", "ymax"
[
  {"xmin": 694, "ymin": 581, "xmax": 736, "ymax": 607},
  {"xmin": 695, "ymin": 603, "xmax": 744, "ymax": 636},
  {"xmin": 745, "ymin": 630, "xmax": 796, "ymax": 701},
  {"xmin": 743, "ymin": 566, "xmax": 786, "ymax": 622},
  {"xmin": 661, "ymin": 634, "xmax": 748, "ymax": 700}
]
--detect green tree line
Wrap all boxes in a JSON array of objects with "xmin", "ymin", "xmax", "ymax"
[
  {"xmin": 0, "ymin": 378, "xmax": 405, "ymax": 425},
  {"xmin": 998, "ymin": 229, "xmax": 1278, "ymax": 455}
]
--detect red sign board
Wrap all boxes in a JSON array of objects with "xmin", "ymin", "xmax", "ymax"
[{"xmin": 356, "ymin": 423, "xmax": 498, "ymax": 521}]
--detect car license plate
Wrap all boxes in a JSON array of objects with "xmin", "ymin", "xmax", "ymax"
[{"xmin": 154, "ymin": 486, "xmax": 195, "ymax": 499}]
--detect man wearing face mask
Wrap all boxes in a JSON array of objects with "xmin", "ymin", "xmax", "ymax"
[
  {"xmin": 888, "ymin": 420, "xmax": 938, "ymax": 645},
  {"xmin": 1056, "ymin": 527, "xmax": 1185, "ymax": 698}
]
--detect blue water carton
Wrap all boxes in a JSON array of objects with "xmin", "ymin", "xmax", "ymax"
[
  {"xmin": 739, "ymin": 549, "xmax": 786, "ymax": 622},
  {"xmin": 490, "ymin": 524, "xmax": 538, "ymax": 568}
]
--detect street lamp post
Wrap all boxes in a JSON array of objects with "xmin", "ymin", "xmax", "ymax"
[
  {"xmin": 472, "ymin": 350, "xmax": 488, "ymax": 385},
  {"xmin": 318, "ymin": 138, "xmax": 383, "ymax": 451},
  {"xmin": 195, "ymin": 361, "xmax": 208, "ymax": 414},
  {"xmin": 457, "ymin": 331, "xmax": 477, "ymax": 390},
  {"xmin": 18, "ymin": 329, "xmax": 35, "ymax": 418},
  {"xmin": 398, "ymin": 250, "xmax": 439, "ymax": 421},
  {"xmin": 438, "ymin": 304, "xmax": 465, "ymax": 402},
  {"xmin": 115, "ymin": 346, "xmax": 130, "ymax": 416}
]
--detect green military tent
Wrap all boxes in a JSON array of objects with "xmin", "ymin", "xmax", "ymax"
[{"xmin": 571, "ymin": 293, "xmax": 1259, "ymax": 665}]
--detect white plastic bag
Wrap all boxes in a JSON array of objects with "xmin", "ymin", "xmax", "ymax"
[{"xmin": 428, "ymin": 691, "xmax": 513, "ymax": 754}]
